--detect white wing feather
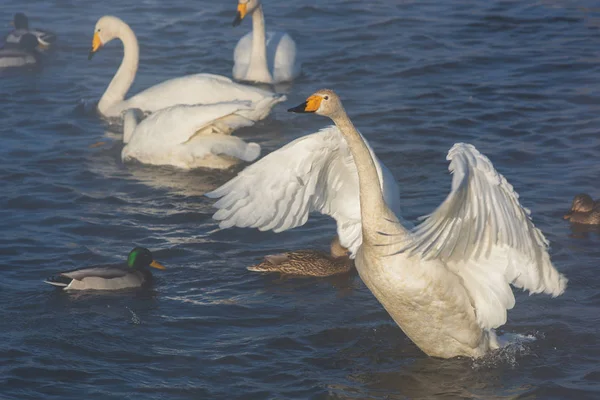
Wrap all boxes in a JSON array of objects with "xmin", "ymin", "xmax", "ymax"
[
  {"xmin": 400, "ymin": 143, "xmax": 567, "ymax": 329},
  {"xmin": 121, "ymin": 103, "xmax": 261, "ymax": 168},
  {"xmin": 207, "ymin": 126, "xmax": 402, "ymax": 257}
]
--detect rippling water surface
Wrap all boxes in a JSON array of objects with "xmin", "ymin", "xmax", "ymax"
[{"xmin": 1, "ymin": 0, "xmax": 600, "ymax": 398}]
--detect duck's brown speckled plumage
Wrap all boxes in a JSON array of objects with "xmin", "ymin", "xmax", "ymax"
[
  {"xmin": 248, "ymin": 236, "xmax": 353, "ymax": 277},
  {"xmin": 564, "ymin": 193, "xmax": 600, "ymax": 225}
]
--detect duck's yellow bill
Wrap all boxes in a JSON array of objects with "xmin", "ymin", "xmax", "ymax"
[{"xmin": 150, "ymin": 260, "xmax": 166, "ymax": 270}]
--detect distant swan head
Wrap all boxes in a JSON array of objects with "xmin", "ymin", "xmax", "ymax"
[
  {"xmin": 233, "ymin": 0, "xmax": 261, "ymax": 26},
  {"xmin": 287, "ymin": 89, "xmax": 343, "ymax": 118},
  {"xmin": 88, "ymin": 15, "xmax": 126, "ymax": 60}
]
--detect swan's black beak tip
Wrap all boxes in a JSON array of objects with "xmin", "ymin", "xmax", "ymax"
[
  {"xmin": 287, "ymin": 102, "xmax": 310, "ymax": 113},
  {"xmin": 233, "ymin": 12, "xmax": 242, "ymax": 27},
  {"xmin": 88, "ymin": 50, "xmax": 94, "ymax": 61}
]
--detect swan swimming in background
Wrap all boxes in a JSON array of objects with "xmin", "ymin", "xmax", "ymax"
[
  {"xmin": 211, "ymin": 88, "xmax": 567, "ymax": 359},
  {"xmin": 88, "ymin": 16, "xmax": 286, "ymax": 119},
  {"xmin": 207, "ymin": 125, "xmax": 404, "ymax": 256},
  {"xmin": 4, "ymin": 13, "xmax": 57, "ymax": 50},
  {"xmin": 121, "ymin": 103, "xmax": 261, "ymax": 170},
  {"xmin": 0, "ymin": 33, "xmax": 40, "ymax": 69},
  {"xmin": 232, "ymin": 0, "xmax": 301, "ymax": 84}
]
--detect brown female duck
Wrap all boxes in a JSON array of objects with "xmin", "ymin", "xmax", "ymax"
[
  {"xmin": 248, "ymin": 236, "xmax": 353, "ymax": 277},
  {"xmin": 564, "ymin": 194, "xmax": 600, "ymax": 225}
]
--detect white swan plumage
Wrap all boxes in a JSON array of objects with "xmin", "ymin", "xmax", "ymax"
[
  {"xmin": 121, "ymin": 103, "xmax": 261, "ymax": 170},
  {"xmin": 206, "ymin": 125, "xmax": 403, "ymax": 257},
  {"xmin": 89, "ymin": 16, "xmax": 286, "ymax": 119},
  {"xmin": 210, "ymin": 89, "xmax": 567, "ymax": 359},
  {"xmin": 232, "ymin": 0, "xmax": 301, "ymax": 84}
]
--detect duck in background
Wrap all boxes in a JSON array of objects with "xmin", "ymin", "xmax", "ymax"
[
  {"xmin": 0, "ymin": 33, "xmax": 40, "ymax": 69},
  {"xmin": 88, "ymin": 16, "xmax": 286, "ymax": 120},
  {"xmin": 564, "ymin": 194, "xmax": 600, "ymax": 225},
  {"xmin": 4, "ymin": 13, "xmax": 57, "ymax": 51},
  {"xmin": 247, "ymin": 236, "xmax": 353, "ymax": 277},
  {"xmin": 232, "ymin": 0, "xmax": 301, "ymax": 84},
  {"xmin": 44, "ymin": 247, "xmax": 166, "ymax": 291}
]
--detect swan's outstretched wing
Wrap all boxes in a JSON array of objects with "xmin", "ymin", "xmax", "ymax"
[
  {"xmin": 207, "ymin": 125, "xmax": 402, "ymax": 257},
  {"xmin": 399, "ymin": 143, "xmax": 567, "ymax": 329}
]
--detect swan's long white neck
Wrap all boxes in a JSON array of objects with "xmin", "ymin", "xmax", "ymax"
[
  {"xmin": 248, "ymin": 5, "xmax": 273, "ymax": 82},
  {"xmin": 98, "ymin": 21, "xmax": 139, "ymax": 116},
  {"xmin": 330, "ymin": 109, "xmax": 408, "ymax": 245}
]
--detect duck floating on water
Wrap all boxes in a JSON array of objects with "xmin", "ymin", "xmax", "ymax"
[
  {"xmin": 248, "ymin": 236, "xmax": 353, "ymax": 277},
  {"xmin": 44, "ymin": 247, "xmax": 166, "ymax": 291},
  {"xmin": 4, "ymin": 13, "xmax": 56, "ymax": 51},
  {"xmin": 564, "ymin": 193, "xmax": 600, "ymax": 225},
  {"xmin": 0, "ymin": 33, "xmax": 40, "ymax": 69}
]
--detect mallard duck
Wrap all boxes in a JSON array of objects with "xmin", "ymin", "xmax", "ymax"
[
  {"xmin": 232, "ymin": 0, "xmax": 301, "ymax": 84},
  {"xmin": 564, "ymin": 193, "xmax": 600, "ymax": 225},
  {"xmin": 88, "ymin": 15, "xmax": 285, "ymax": 119},
  {"xmin": 248, "ymin": 236, "xmax": 353, "ymax": 276},
  {"xmin": 44, "ymin": 247, "xmax": 166, "ymax": 291},
  {"xmin": 4, "ymin": 13, "xmax": 56, "ymax": 50},
  {"xmin": 0, "ymin": 33, "xmax": 40, "ymax": 69}
]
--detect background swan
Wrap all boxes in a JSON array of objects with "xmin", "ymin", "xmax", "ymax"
[
  {"xmin": 121, "ymin": 104, "xmax": 261, "ymax": 170},
  {"xmin": 89, "ymin": 16, "xmax": 286, "ymax": 119},
  {"xmin": 206, "ymin": 125, "xmax": 403, "ymax": 256},
  {"xmin": 232, "ymin": 0, "xmax": 301, "ymax": 84}
]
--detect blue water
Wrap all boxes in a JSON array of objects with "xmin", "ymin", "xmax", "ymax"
[{"xmin": 1, "ymin": 0, "xmax": 600, "ymax": 398}]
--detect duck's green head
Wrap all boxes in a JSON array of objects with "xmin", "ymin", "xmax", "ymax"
[{"xmin": 127, "ymin": 247, "xmax": 166, "ymax": 270}]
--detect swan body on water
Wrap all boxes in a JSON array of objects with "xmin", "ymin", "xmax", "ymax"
[
  {"xmin": 89, "ymin": 16, "xmax": 286, "ymax": 119},
  {"xmin": 232, "ymin": 0, "xmax": 301, "ymax": 84},
  {"xmin": 121, "ymin": 104, "xmax": 261, "ymax": 170}
]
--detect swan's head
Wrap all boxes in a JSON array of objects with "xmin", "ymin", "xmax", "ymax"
[
  {"xmin": 13, "ymin": 13, "xmax": 29, "ymax": 30},
  {"xmin": 564, "ymin": 193, "xmax": 595, "ymax": 220},
  {"xmin": 88, "ymin": 16, "xmax": 125, "ymax": 60},
  {"xmin": 287, "ymin": 89, "xmax": 342, "ymax": 118},
  {"xmin": 233, "ymin": 0, "xmax": 261, "ymax": 27}
]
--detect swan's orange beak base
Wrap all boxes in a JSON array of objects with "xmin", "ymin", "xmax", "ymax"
[
  {"xmin": 288, "ymin": 95, "xmax": 322, "ymax": 113},
  {"xmin": 88, "ymin": 32, "xmax": 103, "ymax": 60},
  {"xmin": 233, "ymin": 3, "xmax": 247, "ymax": 26}
]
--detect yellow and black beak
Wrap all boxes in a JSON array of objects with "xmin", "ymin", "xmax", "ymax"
[
  {"xmin": 150, "ymin": 260, "xmax": 167, "ymax": 270},
  {"xmin": 88, "ymin": 32, "xmax": 103, "ymax": 60},
  {"xmin": 287, "ymin": 95, "xmax": 323, "ymax": 113},
  {"xmin": 233, "ymin": 3, "xmax": 247, "ymax": 27}
]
